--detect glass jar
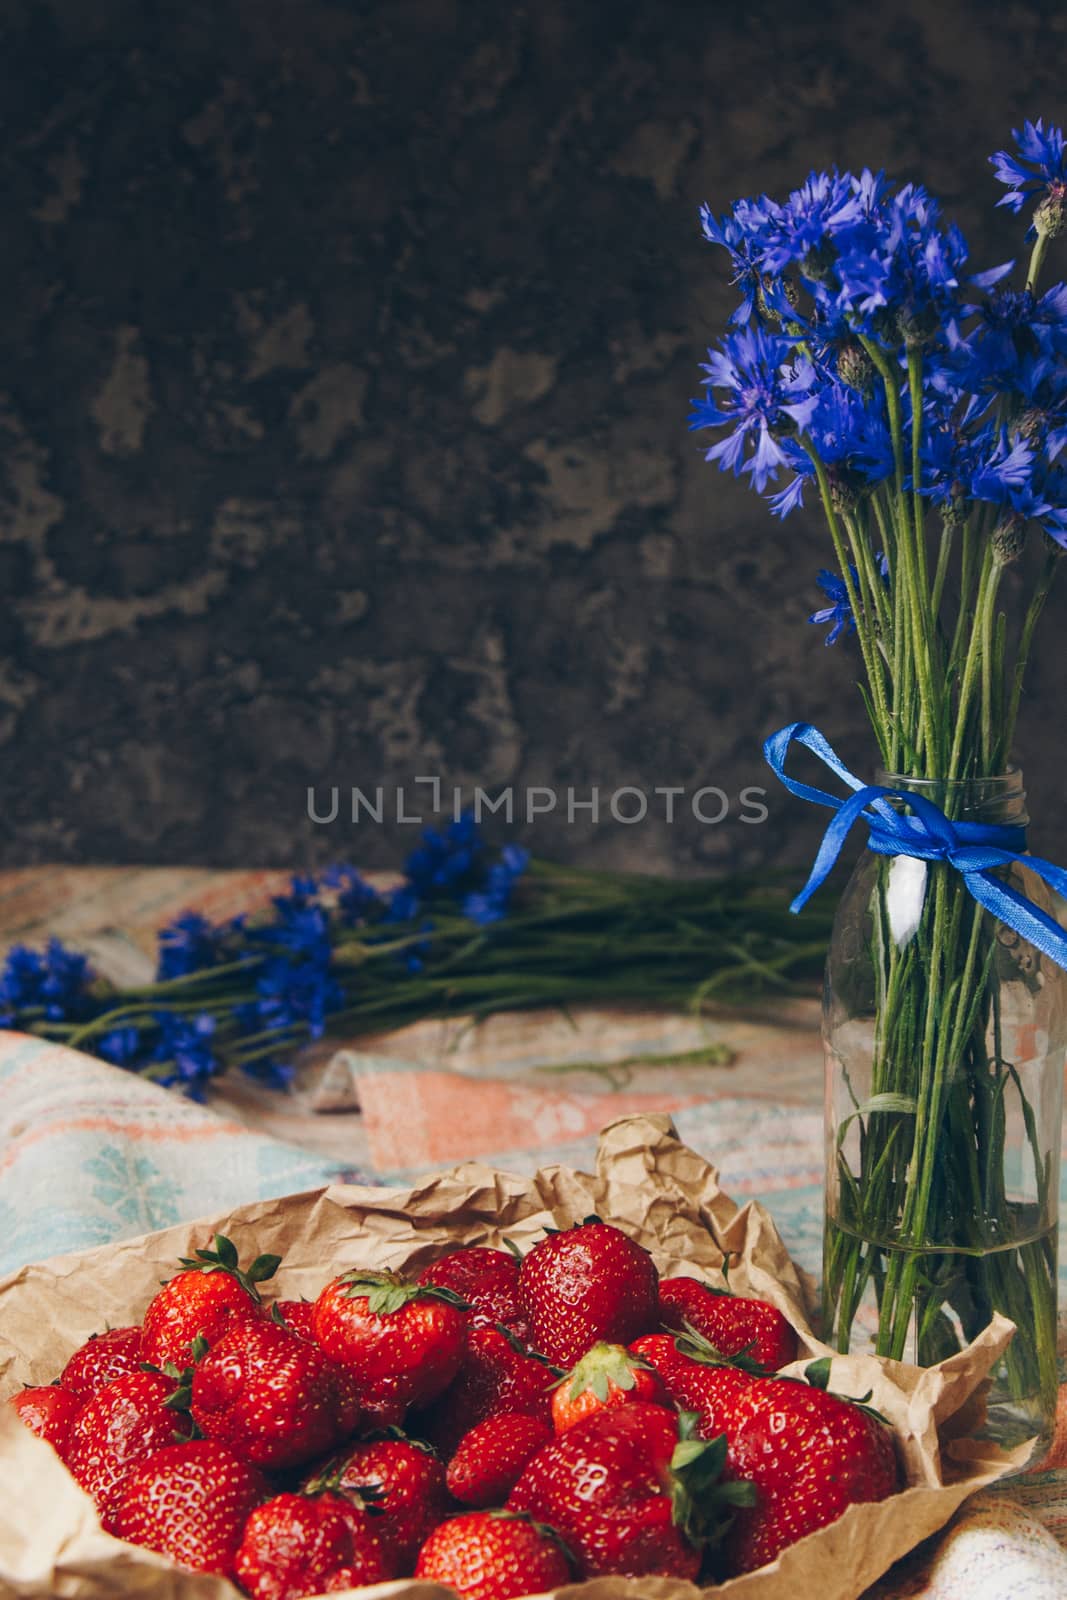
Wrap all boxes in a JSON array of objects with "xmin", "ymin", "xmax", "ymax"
[{"xmin": 823, "ymin": 770, "xmax": 1067, "ymax": 1462}]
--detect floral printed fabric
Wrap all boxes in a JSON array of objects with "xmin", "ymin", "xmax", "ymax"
[{"xmin": 0, "ymin": 1033, "xmax": 363, "ymax": 1272}]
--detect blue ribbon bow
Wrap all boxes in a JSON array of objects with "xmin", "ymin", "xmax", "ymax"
[{"xmin": 764, "ymin": 721, "xmax": 1067, "ymax": 971}]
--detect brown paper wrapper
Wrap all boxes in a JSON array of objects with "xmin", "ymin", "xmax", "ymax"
[{"xmin": 0, "ymin": 1113, "xmax": 1024, "ymax": 1600}]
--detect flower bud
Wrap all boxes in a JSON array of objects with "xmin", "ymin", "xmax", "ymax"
[
  {"xmin": 896, "ymin": 305, "xmax": 939, "ymax": 351},
  {"xmin": 992, "ymin": 514, "xmax": 1027, "ymax": 565},
  {"xmin": 941, "ymin": 493, "xmax": 967, "ymax": 534},
  {"xmin": 1015, "ymin": 407, "xmax": 1046, "ymax": 447},
  {"xmin": 828, "ymin": 469, "xmax": 861, "ymax": 515},
  {"xmin": 836, "ymin": 341, "xmax": 875, "ymax": 397},
  {"xmin": 1034, "ymin": 181, "xmax": 1066, "ymax": 240}
]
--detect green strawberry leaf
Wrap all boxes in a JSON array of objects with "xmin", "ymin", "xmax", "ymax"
[
  {"xmin": 248, "ymin": 1254, "xmax": 282, "ymax": 1284},
  {"xmin": 800, "ymin": 1359, "xmax": 891, "ymax": 1426},
  {"xmin": 669, "ymin": 1415, "xmax": 756, "ymax": 1550},
  {"xmin": 173, "ymin": 1233, "xmax": 280, "ymax": 1303},
  {"xmin": 501, "ymin": 1236, "xmax": 524, "ymax": 1261},
  {"xmin": 339, "ymin": 1269, "xmax": 470, "ymax": 1316},
  {"xmin": 671, "ymin": 1320, "xmax": 769, "ymax": 1377},
  {"xmin": 495, "ymin": 1325, "xmax": 563, "ymax": 1371},
  {"xmin": 366, "ymin": 1283, "xmax": 417, "ymax": 1316},
  {"xmin": 213, "ymin": 1234, "xmax": 239, "ymax": 1271}
]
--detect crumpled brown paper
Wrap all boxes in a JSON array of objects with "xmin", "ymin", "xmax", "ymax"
[{"xmin": 0, "ymin": 1113, "xmax": 1024, "ymax": 1600}]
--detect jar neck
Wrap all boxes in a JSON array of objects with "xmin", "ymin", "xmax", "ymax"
[{"xmin": 875, "ymin": 769, "xmax": 1028, "ymax": 828}]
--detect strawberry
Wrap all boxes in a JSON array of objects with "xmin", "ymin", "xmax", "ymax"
[
  {"xmin": 551, "ymin": 1341, "xmax": 668, "ymax": 1433},
  {"xmin": 415, "ymin": 1324, "xmax": 559, "ymax": 1457},
  {"xmin": 724, "ymin": 1374, "xmax": 898, "ymax": 1573},
  {"xmin": 108, "ymin": 1439, "xmax": 267, "ymax": 1576},
  {"xmin": 630, "ymin": 1331, "xmax": 762, "ymax": 1453},
  {"xmin": 418, "ymin": 1246, "xmax": 531, "ymax": 1342},
  {"xmin": 191, "ymin": 1317, "xmax": 360, "ymax": 1471},
  {"xmin": 59, "ymin": 1326, "xmax": 144, "ymax": 1402},
  {"xmin": 235, "ymin": 1490, "xmax": 394, "ymax": 1600},
  {"xmin": 517, "ymin": 1217, "xmax": 658, "ymax": 1366},
  {"xmin": 7, "ymin": 1385, "xmax": 83, "ymax": 1458},
  {"xmin": 447, "ymin": 1412, "xmax": 553, "ymax": 1507},
  {"xmin": 271, "ymin": 1300, "xmax": 316, "ymax": 1341},
  {"xmin": 507, "ymin": 1400, "xmax": 750, "ymax": 1579},
  {"xmin": 140, "ymin": 1234, "xmax": 279, "ymax": 1369},
  {"xmin": 304, "ymin": 1431, "xmax": 448, "ymax": 1570},
  {"xmin": 66, "ymin": 1370, "xmax": 193, "ymax": 1518},
  {"xmin": 415, "ymin": 1509, "xmax": 572, "ymax": 1600},
  {"xmin": 659, "ymin": 1275, "xmax": 797, "ymax": 1370},
  {"xmin": 312, "ymin": 1269, "xmax": 467, "ymax": 1422}
]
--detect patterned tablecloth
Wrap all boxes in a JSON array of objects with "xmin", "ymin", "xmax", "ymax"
[{"xmin": 2, "ymin": 865, "xmax": 1067, "ymax": 1598}]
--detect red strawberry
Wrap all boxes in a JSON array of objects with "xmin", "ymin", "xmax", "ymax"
[
  {"xmin": 416, "ymin": 1325, "xmax": 559, "ymax": 1457},
  {"xmin": 235, "ymin": 1490, "xmax": 393, "ymax": 1600},
  {"xmin": 631, "ymin": 1331, "xmax": 762, "ymax": 1453},
  {"xmin": 59, "ymin": 1326, "xmax": 144, "ymax": 1402},
  {"xmin": 447, "ymin": 1412, "xmax": 553, "ymax": 1508},
  {"xmin": 66, "ymin": 1370, "xmax": 193, "ymax": 1518},
  {"xmin": 418, "ymin": 1246, "xmax": 531, "ymax": 1341},
  {"xmin": 507, "ymin": 1400, "xmax": 748, "ymax": 1579},
  {"xmin": 7, "ymin": 1385, "xmax": 83, "ymax": 1458},
  {"xmin": 724, "ymin": 1376, "xmax": 898, "ymax": 1573},
  {"xmin": 659, "ymin": 1276, "xmax": 797, "ymax": 1370},
  {"xmin": 108, "ymin": 1439, "xmax": 267, "ymax": 1576},
  {"xmin": 304, "ymin": 1432, "xmax": 448, "ymax": 1571},
  {"xmin": 140, "ymin": 1234, "xmax": 279, "ymax": 1369},
  {"xmin": 551, "ymin": 1341, "xmax": 668, "ymax": 1433},
  {"xmin": 191, "ymin": 1317, "xmax": 360, "ymax": 1471},
  {"xmin": 518, "ymin": 1217, "xmax": 658, "ymax": 1366},
  {"xmin": 271, "ymin": 1300, "xmax": 316, "ymax": 1341},
  {"xmin": 312, "ymin": 1269, "xmax": 467, "ymax": 1422},
  {"xmin": 415, "ymin": 1509, "xmax": 572, "ymax": 1600}
]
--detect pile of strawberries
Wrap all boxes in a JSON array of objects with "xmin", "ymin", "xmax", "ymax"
[{"xmin": 8, "ymin": 1218, "xmax": 899, "ymax": 1600}]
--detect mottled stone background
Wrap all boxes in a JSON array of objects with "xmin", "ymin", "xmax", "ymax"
[{"xmin": 1, "ymin": 0, "xmax": 1065, "ymax": 873}]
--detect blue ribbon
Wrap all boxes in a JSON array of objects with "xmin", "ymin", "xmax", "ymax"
[{"xmin": 764, "ymin": 721, "xmax": 1067, "ymax": 971}]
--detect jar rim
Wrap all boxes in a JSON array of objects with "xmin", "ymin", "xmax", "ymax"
[{"xmin": 875, "ymin": 767, "xmax": 1023, "ymax": 790}]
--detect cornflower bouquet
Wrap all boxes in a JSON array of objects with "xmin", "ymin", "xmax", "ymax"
[
  {"xmin": 691, "ymin": 119, "xmax": 1067, "ymax": 1447},
  {"xmin": 0, "ymin": 815, "xmax": 831, "ymax": 1101}
]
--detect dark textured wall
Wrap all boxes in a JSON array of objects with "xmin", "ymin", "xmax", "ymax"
[{"xmin": 2, "ymin": 0, "xmax": 1066, "ymax": 873}]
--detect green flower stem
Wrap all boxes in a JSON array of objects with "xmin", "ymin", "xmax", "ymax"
[
  {"xmin": 1027, "ymin": 230, "xmax": 1051, "ymax": 294},
  {"xmin": 803, "ymin": 441, "xmax": 891, "ymax": 757},
  {"xmin": 1000, "ymin": 548, "xmax": 1060, "ymax": 767}
]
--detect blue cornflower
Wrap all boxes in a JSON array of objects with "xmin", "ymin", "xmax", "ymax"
[
  {"xmin": 832, "ymin": 184, "xmax": 1010, "ymax": 344},
  {"xmin": 404, "ymin": 813, "xmax": 483, "ymax": 898},
  {"xmin": 1013, "ymin": 354, "xmax": 1067, "ymax": 460},
  {"xmin": 156, "ymin": 911, "xmax": 231, "ymax": 980},
  {"xmin": 255, "ymin": 880, "xmax": 333, "ymax": 966},
  {"xmin": 808, "ymin": 555, "xmax": 889, "ymax": 645},
  {"xmin": 0, "ymin": 938, "xmax": 96, "ymax": 1025},
  {"xmin": 922, "ymin": 413, "xmax": 1037, "ymax": 507},
  {"xmin": 97, "ymin": 1024, "xmax": 145, "ymax": 1067},
  {"xmin": 959, "ymin": 284, "xmax": 1067, "ymax": 399},
  {"xmin": 751, "ymin": 170, "xmax": 864, "ymax": 275},
  {"xmin": 766, "ymin": 384, "xmax": 892, "ymax": 516},
  {"xmin": 689, "ymin": 326, "xmax": 818, "ymax": 492},
  {"xmin": 967, "ymin": 429, "xmax": 1036, "ymax": 503},
  {"xmin": 462, "ymin": 845, "xmax": 530, "ymax": 925},
  {"xmin": 698, "ymin": 205, "xmax": 764, "ymax": 324},
  {"xmin": 384, "ymin": 885, "xmax": 421, "ymax": 922},
  {"xmin": 319, "ymin": 864, "xmax": 384, "ymax": 926},
  {"xmin": 809, "ymin": 568, "xmax": 859, "ymax": 645},
  {"xmin": 251, "ymin": 953, "xmax": 343, "ymax": 1041},
  {"xmin": 148, "ymin": 1013, "xmax": 221, "ymax": 1102},
  {"xmin": 1005, "ymin": 482, "xmax": 1067, "ymax": 548},
  {"xmin": 990, "ymin": 119, "xmax": 1067, "ymax": 218}
]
